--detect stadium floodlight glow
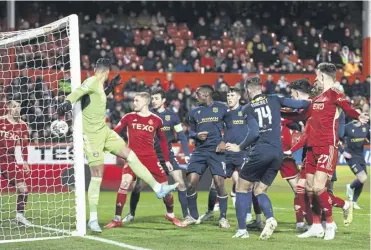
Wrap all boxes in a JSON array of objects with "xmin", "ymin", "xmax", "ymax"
[{"xmin": 0, "ymin": 14, "xmax": 86, "ymax": 243}]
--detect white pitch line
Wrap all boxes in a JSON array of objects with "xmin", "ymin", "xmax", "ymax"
[
  {"xmin": 84, "ymin": 235, "xmax": 153, "ymax": 250},
  {"xmin": 0, "ymin": 236, "xmax": 66, "ymax": 244}
]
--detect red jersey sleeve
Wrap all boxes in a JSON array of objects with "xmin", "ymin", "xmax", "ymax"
[
  {"xmin": 156, "ymin": 118, "xmax": 169, "ymax": 162},
  {"xmin": 333, "ymin": 89, "xmax": 360, "ymax": 119},
  {"xmin": 114, "ymin": 114, "xmax": 130, "ymax": 133},
  {"xmin": 21, "ymin": 123, "xmax": 29, "ymax": 162}
]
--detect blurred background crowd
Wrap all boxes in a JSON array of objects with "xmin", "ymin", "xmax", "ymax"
[{"xmin": 0, "ymin": 1, "xmax": 369, "ymax": 143}]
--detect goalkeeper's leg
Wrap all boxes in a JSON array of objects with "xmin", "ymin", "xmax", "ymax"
[{"xmin": 15, "ymin": 181, "xmax": 31, "ymax": 226}]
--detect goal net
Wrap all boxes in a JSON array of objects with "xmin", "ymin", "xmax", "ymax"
[{"xmin": 0, "ymin": 15, "xmax": 86, "ymax": 243}]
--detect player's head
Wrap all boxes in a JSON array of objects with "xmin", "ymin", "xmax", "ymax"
[
  {"xmin": 226, "ymin": 88, "xmax": 241, "ymax": 108},
  {"xmin": 310, "ymin": 80, "xmax": 324, "ymax": 97},
  {"xmin": 7, "ymin": 100, "xmax": 21, "ymax": 121},
  {"xmin": 133, "ymin": 92, "xmax": 151, "ymax": 112},
  {"xmin": 94, "ymin": 58, "xmax": 111, "ymax": 80},
  {"xmin": 315, "ymin": 62, "xmax": 336, "ymax": 90},
  {"xmin": 289, "ymin": 78, "xmax": 311, "ymax": 100},
  {"xmin": 195, "ymin": 85, "xmax": 214, "ymax": 105},
  {"xmin": 245, "ymin": 76, "xmax": 262, "ymax": 99},
  {"xmin": 151, "ymin": 90, "xmax": 166, "ymax": 110}
]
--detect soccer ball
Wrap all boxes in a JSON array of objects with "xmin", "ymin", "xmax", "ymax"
[{"xmin": 51, "ymin": 120, "xmax": 69, "ymax": 137}]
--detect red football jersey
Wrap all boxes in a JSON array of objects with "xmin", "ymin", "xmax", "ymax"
[
  {"xmin": 281, "ymin": 120, "xmax": 292, "ymax": 151},
  {"xmin": 308, "ymin": 88, "xmax": 360, "ymax": 147},
  {"xmin": 0, "ymin": 116, "xmax": 29, "ymax": 161},
  {"xmin": 114, "ymin": 112, "xmax": 169, "ymax": 161}
]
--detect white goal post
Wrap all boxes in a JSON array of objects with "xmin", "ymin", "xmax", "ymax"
[{"xmin": 0, "ymin": 14, "xmax": 86, "ymax": 243}]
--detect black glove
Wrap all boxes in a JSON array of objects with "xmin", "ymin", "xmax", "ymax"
[
  {"xmin": 104, "ymin": 74, "xmax": 122, "ymax": 95},
  {"xmin": 58, "ymin": 100, "xmax": 72, "ymax": 115}
]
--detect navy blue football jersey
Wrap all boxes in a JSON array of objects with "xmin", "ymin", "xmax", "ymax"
[
  {"xmin": 224, "ymin": 105, "xmax": 249, "ymax": 151},
  {"xmin": 344, "ymin": 122, "xmax": 370, "ymax": 157}
]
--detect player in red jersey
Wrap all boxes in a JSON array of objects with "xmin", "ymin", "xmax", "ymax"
[
  {"xmin": 0, "ymin": 100, "xmax": 30, "ymax": 226},
  {"xmin": 297, "ymin": 63, "xmax": 369, "ymax": 240},
  {"xmin": 104, "ymin": 92, "xmax": 184, "ymax": 228}
]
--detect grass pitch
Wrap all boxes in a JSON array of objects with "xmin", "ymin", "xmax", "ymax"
[{"xmin": 2, "ymin": 166, "xmax": 370, "ymax": 250}]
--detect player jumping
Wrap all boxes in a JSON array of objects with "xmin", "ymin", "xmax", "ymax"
[
  {"xmin": 226, "ymin": 76, "xmax": 311, "ymax": 239},
  {"xmin": 104, "ymin": 92, "xmax": 184, "ymax": 228},
  {"xmin": 120, "ymin": 89, "xmax": 191, "ymax": 223},
  {"xmin": 343, "ymin": 107, "xmax": 370, "ymax": 210},
  {"xmin": 0, "ymin": 100, "xmax": 30, "ymax": 226},
  {"xmin": 295, "ymin": 63, "xmax": 369, "ymax": 240},
  {"xmin": 58, "ymin": 59, "xmax": 178, "ymax": 233},
  {"xmin": 182, "ymin": 85, "xmax": 230, "ymax": 228}
]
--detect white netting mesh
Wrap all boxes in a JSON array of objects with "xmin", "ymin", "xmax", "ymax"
[{"xmin": 0, "ymin": 17, "xmax": 78, "ymax": 241}]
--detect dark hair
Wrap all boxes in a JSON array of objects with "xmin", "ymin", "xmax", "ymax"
[
  {"xmin": 245, "ymin": 76, "xmax": 262, "ymax": 88},
  {"xmin": 317, "ymin": 62, "xmax": 336, "ymax": 79},
  {"xmin": 95, "ymin": 58, "xmax": 111, "ymax": 71},
  {"xmin": 290, "ymin": 78, "xmax": 311, "ymax": 94},
  {"xmin": 198, "ymin": 84, "xmax": 215, "ymax": 93},
  {"xmin": 151, "ymin": 89, "xmax": 166, "ymax": 99},
  {"xmin": 228, "ymin": 87, "xmax": 241, "ymax": 95}
]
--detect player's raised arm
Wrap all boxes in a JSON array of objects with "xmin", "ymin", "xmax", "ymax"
[
  {"xmin": 334, "ymin": 91, "xmax": 368, "ymax": 123},
  {"xmin": 187, "ymin": 111, "xmax": 198, "ymax": 140},
  {"xmin": 114, "ymin": 115, "xmax": 129, "ymax": 134},
  {"xmin": 278, "ymin": 95, "xmax": 311, "ymax": 109},
  {"xmin": 174, "ymin": 122, "xmax": 190, "ymax": 158}
]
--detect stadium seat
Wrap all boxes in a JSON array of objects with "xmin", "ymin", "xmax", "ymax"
[
  {"xmin": 141, "ymin": 30, "xmax": 153, "ymax": 38},
  {"xmin": 181, "ymin": 30, "xmax": 193, "ymax": 40},
  {"xmin": 133, "ymin": 29, "xmax": 141, "ymax": 38},
  {"xmin": 303, "ymin": 59, "xmax": 316, "ymax": 68},
  {"xmin": 143, "ymin": 36, "xmax": 152, "ymax": 45},
  {"xmin": 173, "ymin": 38, "xmax": 185, "ymax": 48},
  {"xmin": 198, "ymin": 39, "xmax": 210, "ymax": 47},
  {"xmin": 167, "ymin": 23, "xmax": 177, "ymax": 31},
  {"xmin": 81, "ymin": 55, "xmax": 90, "ymax": 63},
  {"xmin": 234, "ymin": 41, "xmax": 245, "ymax": 49},
  {"xmin": 329, "ymin": 43, "xmax": 340, "ymax": 50},
  {"xmin": 223, "ymin": 39, "xmax": 234, "ymax": 50},
  {"xmin": 211, "ymin": 40, "xmax": 222, "ymax": 49},
  {"xmin": 169, "ymin": 31, "xmax": 182, "ymax": 39},
  {"xmin": 134, "ymin": 36, "xmax": 141, "ymax": 45},
  {"xmin": 176, "ymin": 46, "xmax": 185, "ymax": 53},
  {"xmin": 236, "ymin": 48, "xmax": 247, "ymax": 56},
  {"xmin": 198, "ymin": 46, "xmax": 209, "ymax": 56},
  {"xmin": 125, "ymin": 47, "xmax": 137, "ymax": 56},
  {"xmin": 177, "ymin": 23, "xmax": 188, "ymax": 31}
]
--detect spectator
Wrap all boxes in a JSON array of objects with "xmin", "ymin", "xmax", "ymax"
[
  {"xmin": 151, "ymin": 11, "xmax": 166, "ymax": 32},
  {"xmin": 364, "ymin": 76, "xmax": 370, "ymax": 99},
  {"xmin": 265, "ymin": 74, "xmax": 276, "ymax": 94},
  {"xmin": 137, "ymin": 79, "xmax": 150, "ymax": 93},
  {"xmin": 165, "ymin": 38, "xmax": 176, "ymax": 57},
  {"xmin": 170, "ymin": 50, "xmax": 182, "ymax": 66},
  {"xmin": 159, "ymin": 52, "xmax": 169, "ymax": 69},
  {"xmin": 217, "ymin": 62, "xmax": 230, "ymax": 73},
  {"xmin": 58, "ymin": 73, "xmax": 71, "ymax": 96},
  {"xmin": 214, "ymin": 83, "xmax": 229, "ymax": 102},
  {"xmin": 277, "ymin": 75, "xmax": 288, "ymax": 90},
  {"xmin": 151, "ymin": 78, "xmax": 162, "ymax": 93},
  {"xmin": 245, "ymin": 61, "xmax": 256, "ymax": 73},
  {"xmin": 128, "ymin": 61, "xmax": 140, "ymax": 71},
  {"xmin": 137, "ymin": 9, "xmax": 151, "ymax": 29},
  {"xmin": 182, "ymin": 40, "xmax": 195, "ymax": 61},
  {"xmin": 143, "ymin": 51, "xmax": 156, "ymax": 71},
  {"xmin": 340, "ymin": 76, "xmax": 352, "ymax": 97},
  {"xmin": 176, "ymin": 58, "xmax": 193, "ymax": 72},
  {"xmin": 316, "ymin": 47, "xmax": 330, "ymax": 64},
  {"xmin": 322, "ymin": 23, "xmax": 338, "ymax": 43},
  {"xmin": 342, "ymin": 28, "xmax": 353, "ymax": 50},
  {"xmin": 274, "ymin": 17, "xmax": 291, "ymax": 40},
  {"xmin": 122, "ymin": 25, "xmax": 134, "ymax": 47},
  {"xmin": 166, "ymin": 81, "xmax": 180, "ymax": 104},
  {"xmin": 350, "ymin": 78, "xmax": 366, "ymax": 97},
  {"xmin": 260, "ymin": 26, "xmax": 273, "ymax": 50},
  {"xmin": 209, "ymin": 17, "xmax": 223, "ymax": 40},
  {"xmin": 155, "ymin": 61, "xmax": 164, "ymax": 72},
  {"xmin": 123, "ymin": 75, "xmax": 138, "ymax": 103},
  {"xmin": 245, "ymin": 18, "xmax": 259, "ymax": 41},
  {"xmin": 200, "ymin": 51, "xmax": 215, "ymax": 69},
  {"xmin": 247, "ymin": 34, "xmax": 267, "ymax": 64},
  {"xmin": 224, "ymin": 51, "xmax": 235, "ymax": 70},
  {"xmin": 352, "ymin": 29, "xmax": 362, "ymax": 50},
  {"xmin": 219, "ymin": 9, "xmax": 231, "ymax": 30},
  {"xmin": 110, "ymin": 102, "xmax": 124, "ymax": 125},
  {"xmin": 344, "ymin": 57, "xmax": 361, "ymax": 77},
  {"xmin": 148, "ymin": 34, "xmax": 165, "ymax": 56},
  {"xmin": 353, "ymin": 48, "xmax": 362, "ymax": 64},
  {"xmin": 214, "ymin": 75, "xmax": 227, "ymax": 90},
  {"xmin": 340, "ymin": 46, "xmax": 355, "ymax": 65},
  {"xmin": 230, "ymin": 62, "xmax": 240, "ymax": 73},
  {"xmin": 193, "ymin": 17, "xmax": 209, "ymax": 40},
  {"xmin": 329, "ymin": 46, "xmax": 343, "ymax": 68},
  {"xmin": 231, "ymin": 21, "xmax": 246, "ymax": 42}
]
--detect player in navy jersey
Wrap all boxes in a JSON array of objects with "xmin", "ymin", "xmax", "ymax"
[
  {"xmin": 182, "ymin": 85, "xmax": 230, "ymax": 228},
  {"xmin": 198, "ymin": 88, "xmax": 250, "ymax": 222},
  {"xmin": 343, "ymin": 108, "xmax": 370, "ymax": 210},
  {"xmin": 122, "ymin": 90, "xmax": 191, "ymax": 223},
  {"xmin": 226, "ymin": 76, "xmax": 310, "ymax": 239}
]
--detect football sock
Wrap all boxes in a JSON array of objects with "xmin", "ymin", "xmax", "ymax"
[
  {"xmin": 256, "ymin": 193, "xmax": 274, "ymax": 220},
  {"xmin": 294, "ymin": 193, "xmax": 304, "ymax": 223},
  {"xmin": 236, "ymin": 191, "xmax": 252, "ymax": 230},
  {"xmin": 252, "ymin": 193, "xmax": 262, "ymax": 214},
  {"xmin": 328, "ymin": 192, "xmax": 345, "ymax": 208},
  {"xmin": 304, "ymin": 192, "xmax": 313, "ymax": 225},
  {"xmin": 130, "ymin": 189, "xmax": 141, "ymax": 216},
  {"xmin": 88, "ymin": 177, "xmax": 102, "ymax": 221},
  {"xmin": 187, "ymin": 192, "xmax": 199, "ymax": 219},
  {"xmin": 208, "ymin": 188, "xmax": 218, "ymax": 212},
  {"xmin": 218, "ymin": 195, "xmax": 228, "ymax": 219},
  {"xmin": 351, "ymin": 179, "xmax": 363, "ymax": 202},
  {"xmin": 296, "ymin": 185, "xmax": 307, "ymax": 223},
  {"xmin": 316, "ymin": 188, "xmax": 333, "ymax": 223},
  {"xmin": 16, "ymin": 191, "xmax": 28, "ymax": 214},
  {"xmin": 163, "ymin": 194, "xmax": 174, "ymax": 214},
  {"xmin": 310, "ymin": 193, "xmax": 321, "ymax": 224},
  {"xmin": 232, "ymin": 183, "xmax": 236, "ymax": 194},
  {"xmin": 115, "ymin": 187, "xmax": 128, "ymax": 220},
  {"xmin": 178, "ymin": 189, "xmax": 188, "ymax": 218},
  {"xmin": 126, "ymin": 151, "xmax": 161, "ymax": 192}
]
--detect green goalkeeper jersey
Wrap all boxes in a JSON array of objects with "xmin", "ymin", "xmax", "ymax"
[{"xmin": 66, "ymin": 76, "xmax": 107, "ymax": 134}]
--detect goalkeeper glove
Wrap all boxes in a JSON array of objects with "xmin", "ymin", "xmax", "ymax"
[
  {"xmin": 58, "ymin": 100, "xmax": 72, "ymax": 115},
  {"xmin": 104, "ymin": 74, "xmax": 122, "ymax": 95}
]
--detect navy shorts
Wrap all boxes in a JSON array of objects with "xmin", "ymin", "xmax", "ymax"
[
  {"xmin": 346, "ymin": 156, "xmax": 367, "ymax": 175},
  {"xmin": 187, "ymin": 150, "xmax": 226, "ymax": 177},
  {"xmin": 225, "ymin": 152, "xmax": 247, "ymax": 178},
  {"xmin": 239, "ymin": 144, "xmax": 282, "ymax": 186},
  {"xmin": 160, "ymin": 149, "xmax": 181, "ymax": 175}
]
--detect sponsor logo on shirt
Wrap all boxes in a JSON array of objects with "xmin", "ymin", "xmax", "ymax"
[
  {"xmin": 213, "ymin": 107, "xmax": 218, "ymax": 113},
  {"xmin": 148, "ymin": 119, "xmax": 154, "ymax": 125},
  {"xmin": 132, "ymin": 123, "xmax": 155, "ymax": 132},
  {"xmin": 238, "ymin": 111, "xmax": 243, "ymax": 116},
  {"xmin": 0, "ymin": 130, "xmax": 20, "ymax": 141},
  {"xmin": 313, "ymin": 103, "xmax": 324, "ymax": 110},
  {"xmin": 165, "ymin": 115, "xmax": 171, "ymax": 121}
]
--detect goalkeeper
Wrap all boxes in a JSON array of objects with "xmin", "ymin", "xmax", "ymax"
[{"xmin": 58, "ymin": 58, "xmax": 178, "ymax": 233}]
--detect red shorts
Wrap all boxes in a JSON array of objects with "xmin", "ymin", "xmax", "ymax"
[
  {"xmin": 122, "ymin": 155, "xmax": 167, "ymax": 183},
  {"xmin": 280, "ymin": 157, "xmax": 299, "ymax": 179},
  {"xmin": 0, "ymin": 162, "xmax": 29, "ymax": 186},
  {"xmin": 305, "ymin": 146, "xmax": 338, "ymax": 177}
]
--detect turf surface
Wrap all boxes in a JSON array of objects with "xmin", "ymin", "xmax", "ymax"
[{"xmin": 2, "ymin": 166, "xmax": 370, "ymax": 250}]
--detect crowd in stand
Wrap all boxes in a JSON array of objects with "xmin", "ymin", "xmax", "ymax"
[{"xmin": 0, "ymin": 1, "xmax": 369, "ymax": 143}]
